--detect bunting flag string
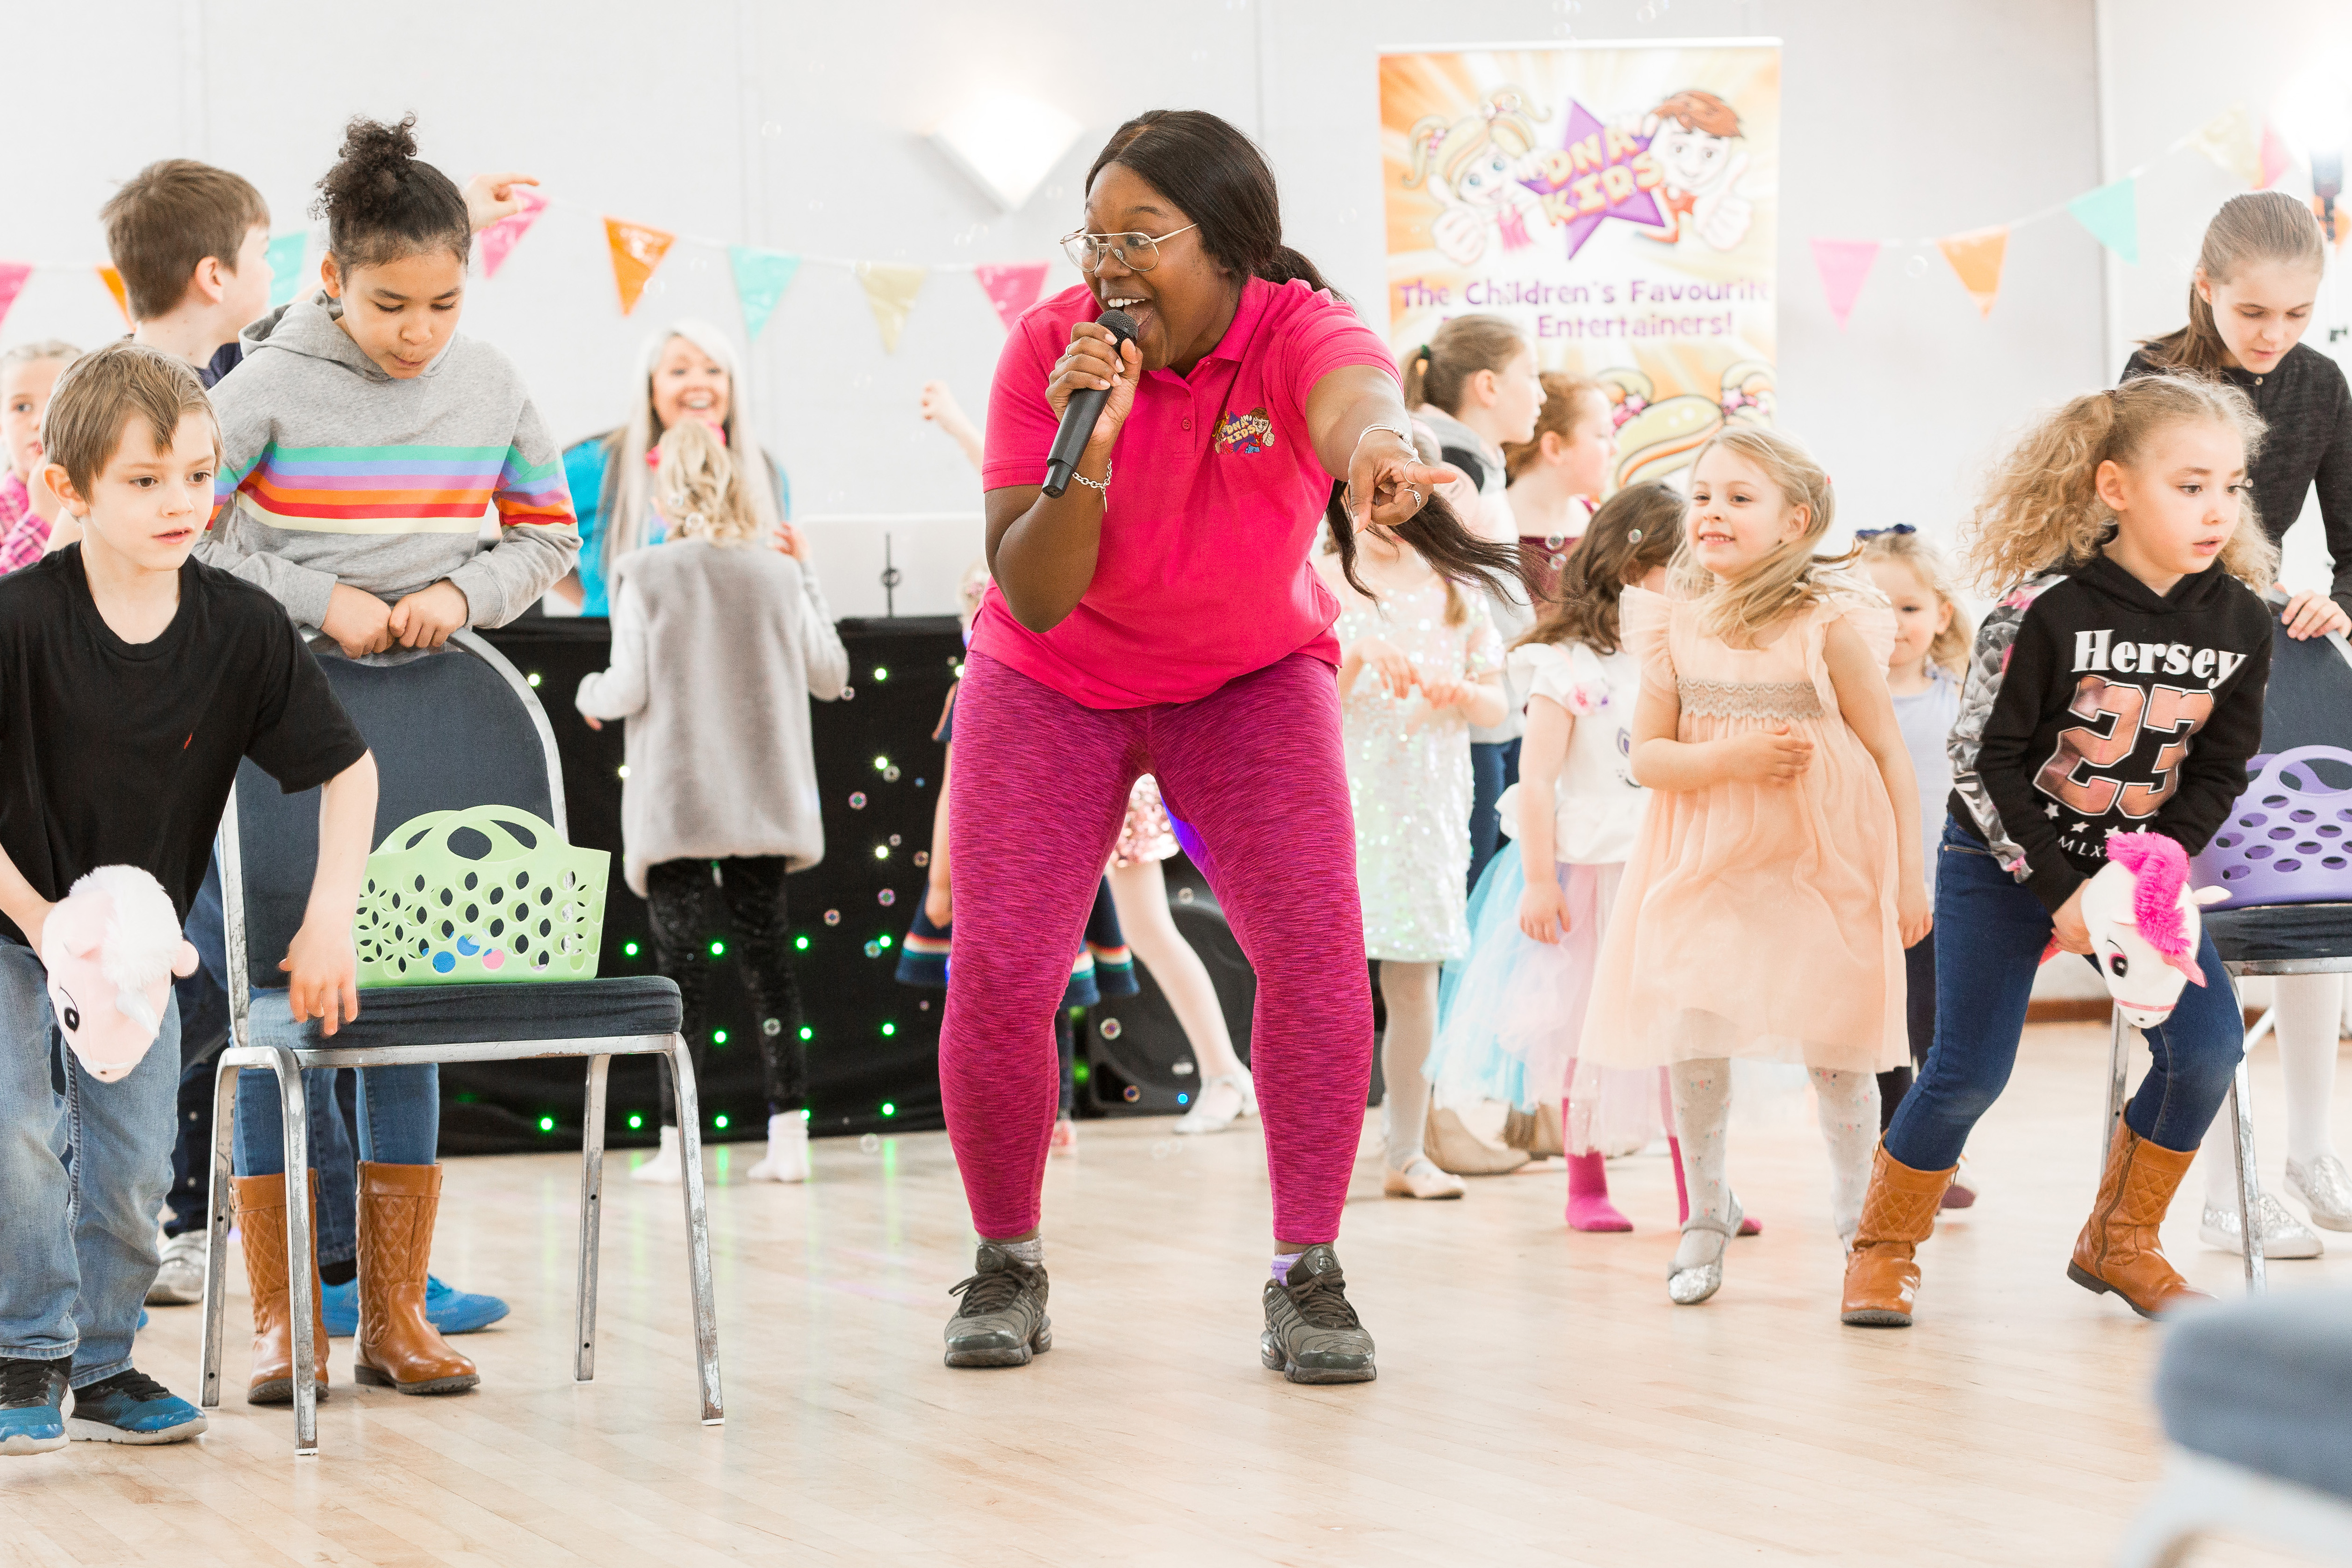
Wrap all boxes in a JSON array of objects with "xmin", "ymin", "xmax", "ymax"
[
  {"xmin": 265, "ymin": 232, "xmax": 309, "ymax": 308},
  {"xmin": 1808, "ymin": 101, "xmax": 2302, "ymax": 328},
  {"xmin": 728, "ymin": 246, "xmax": 802, "ymax": 341},
  {"xmin": 974, "ymin": 262, "xmax": 1051, "ymax": 332},
  {"xmin": 855, "ymin": 262, "xmax": 928, "ymax": 353},
  {"xmin": 95, "ymin": 265, "xmax": 129, "ymax": 324},
  {"xmin": 0, "ymin": 261, "xmax": 31, "ymax": 335},
  {"xmin": 477, "ymin": 186, "xmax": 547, "ymax": 280},
  {"xmin": 603, "ymin": 217, "xmax": 676, "ymax": 316}
]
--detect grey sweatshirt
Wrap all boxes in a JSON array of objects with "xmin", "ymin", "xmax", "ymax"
[
  {"xmin": 198, "ymin": 295, "xmax": 580, "ymax": 630},
  {"xmin": 574, "ymin": 539, "xmax": 849, "ymax": 896}
]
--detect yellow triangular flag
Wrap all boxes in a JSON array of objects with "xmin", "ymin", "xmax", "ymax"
[
  {"xmin": 855, "ymin": 262, "xmax": 928, "ymax": 353},
  {"xmin": 96, "ymin": 265, "xmax": 129, "ymax": 323},
  {"xmin": 1937, "ymin": 227, "xmax": 2009, "ymax": 318},
  {"xmin": 2191, "ymin": 105, "xmax": 2264, "ymax": 187},
  {"xmin": 603, "ymin": 217, "xmax": 676, "ymax": 316}
]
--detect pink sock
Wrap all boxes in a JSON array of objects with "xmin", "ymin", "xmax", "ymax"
[
  {"xmin": 1565, "ymin": 1151, "xmax": 1633, "ymax": 1231},
  {"xmin": 1669, "ymin": 1134, "xmax": 1762, "ymax": 1236}
]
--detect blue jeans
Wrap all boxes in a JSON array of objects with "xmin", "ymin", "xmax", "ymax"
[
  {"xmin": 163, "ymin": 859, "xmax": 230, "ymax": 1239},
  {"xmin": 234, "ymin": 1064, "xmax": 438, "ymax": 1175},
  {"xmin": 1884, "ymin": 817, "xmax": 2244, "ymax": 1171},
  {"xmin": 1467, "ymin": 739, "xmax": 1520, "ymax": 894},
  {"xmin": 0, "ymin": 942, "xmax": 180, "ymax": 1387}
]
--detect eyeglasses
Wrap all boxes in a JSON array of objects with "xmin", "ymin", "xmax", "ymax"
[{"xmin": 1059, "ymin": 223, "xmax": 1199, "ymax": 273}]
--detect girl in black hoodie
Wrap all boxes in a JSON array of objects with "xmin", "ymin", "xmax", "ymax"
[{"xmin": 1840, "ymin": 372, "xmax": 2277, "ymax": 1327}]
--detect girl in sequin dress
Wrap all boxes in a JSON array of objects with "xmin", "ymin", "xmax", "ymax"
[
  {"xmin": 1317, "ymin": 491, "xmax": 1505, "ymax": 1200},
  {"xmin": 1581, "ymin": 428, "xmax": 1928, "ymax": 1306}
]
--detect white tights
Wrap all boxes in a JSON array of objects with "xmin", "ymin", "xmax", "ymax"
[
  {"xmin": 1669, "ymin": 1059, "xmax": 1879, "ymax": 1268},
  {"xmin": 1379, "ymin": 961, "xmax": 1440, "ymax": 1170},
  {"xmin": 2201, "ymin": 972, "xmax": 2344, "ymax": 1206},
  {"xmin": 1105, "ymin": 861, "xmax": 1244, "ymax": 1081}
]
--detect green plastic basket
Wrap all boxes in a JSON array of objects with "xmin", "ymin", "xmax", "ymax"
[{"xmin": 353, "ymin": 807, "xmax": 609, "ymax": 987}]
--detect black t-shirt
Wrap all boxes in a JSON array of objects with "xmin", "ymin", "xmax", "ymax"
[{"xmin": 0, "ymin": 547, "xmax": 368, "ymax": 944}]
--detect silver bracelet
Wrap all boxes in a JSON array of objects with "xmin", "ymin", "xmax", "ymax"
[
  {"xmin": 1353, "ymin": 424, "xmax": 1413, "ymax": 457},
  {"xmin": 1072, "ymin": 460, "xmax": 1112, "ymax": 497}
]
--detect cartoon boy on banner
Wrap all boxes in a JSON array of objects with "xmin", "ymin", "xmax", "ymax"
[{"xmin": 1643, "ymin": 90, "xmax": 1753, "ymax": 251}]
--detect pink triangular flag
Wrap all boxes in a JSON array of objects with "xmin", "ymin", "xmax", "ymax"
[
  {"xmin": 1809, "ymin": 239, "xmax": 1880, "ymax": 331},
  {"xmin": 0, "ymin": 262, "xmax": 30, "ymax": 333},
  {"xmin": 478, "ymin": 187, "xmax": 548, "ymax": 280},
  {"xmin": 974, "ymin": 262, "xmax": 1050, "ymax": 331},
  {"xmin": 2259, "ymin": 120, "xmax": 2291, "ymax": 189}
]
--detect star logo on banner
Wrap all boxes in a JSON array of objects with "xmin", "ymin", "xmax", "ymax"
[{"xmin": 1527, "ymin": 99, "xmax": 1671, "ymax": 260}]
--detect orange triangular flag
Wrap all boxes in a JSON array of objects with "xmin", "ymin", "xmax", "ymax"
[
  {"xmin": 96, "ymin": 265, "xmax": 130, "ymax": 323},
  {"xmin": 1937, "ymin": 227, "xmax": 2008, "ymax": 318},
  {"xmin": 603, "ymin": 217, "xmax": 676, "ymax": 316}
]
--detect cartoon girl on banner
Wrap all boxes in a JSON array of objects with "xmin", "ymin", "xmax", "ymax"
[
  {"xmin": 1642, "ymin": 90, "xmax": 1753, "ymax": 251},
  {"xmin": 1404, "ymin": 88, "xmax": 1552, "ymax": 266},
  {"xmin": 1601, "ymin": 361, "xmax": 1776, "ymax": 489}
]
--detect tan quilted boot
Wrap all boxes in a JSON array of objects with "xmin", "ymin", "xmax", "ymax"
[
  {"xmin": 1840, "ymin": 1145, "xmax": 1956, "ymax": 1327},
  {"xmin": 353, "ymin": 1162, "xmax": 480, "ymax": 1395},
  {"xmin": 2068, "ymin": 1122, "xmax": 2213, "ymax": 1318},
  {"xmin": 232, "ymin": 1171, "xmax": 330, "ymax": 1404}
]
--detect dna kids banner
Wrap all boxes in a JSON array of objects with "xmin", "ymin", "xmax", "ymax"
[{"xmin": 1381, "ymin": 41, "xmax": 1780, "ymax": 492}]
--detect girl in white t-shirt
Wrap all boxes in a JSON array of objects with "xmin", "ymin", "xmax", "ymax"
[{"xmin": 1432, "ymin": 483, "xmax": 1710, "ymax": 1230}]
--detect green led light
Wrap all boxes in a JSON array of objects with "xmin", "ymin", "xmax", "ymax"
[
  {"xmin": 618, "ymin": 764, "xmax": 630, "ymax": 779},
  {"xmin": 538, "ymin": 1115, "xmax": 555, "ymax": 1132},
  {"xmin": 881, "ymin": 1021, "xmax": 896, "ymax": 1036},
  {"xmin": 714, "ymin": 1113, "xmax": 730, "ymax": 1130},
  {"xmin": 627, "ymin": 1113, "xmax": 643, "ymax": 1129},
  {"xmin": 795, "ymin": 935, "xmax": 809, "ymax": 950},
  {"xmin": 713, "ymin": 1029, "xmax": 729, "ymax": 1045},
  {"xmin": 874, "ymin": 666, "xmax": 890, "ymax": 681},
  {"xmin": 878, "ymin": 934, "xmax": 893, "ymax": 949},
  {"xmin": 709, "ymin": 939, "xmax": 726, "ymax": 957},
  {"xmin": 881, "ymin": 1102, "xmax": 897, "ymax": 1117},
  {"xmin": 1073, "ymin": 1062, "xmax": 1091, "ymax": 1083},
  {"xmin": 873, "ymin": 845, "xmax": 889, "ymax": 859},
  {"xmin": 799, "ymin": 1025, "xmax": 813, "ymax": 1040},
  {"xmin": 527, "ymin": 672, "xmax": 542, "ymax": 687},
  {"xmin": 624, "ymin": 941, "xmax": 639, "ymax": 957},
  {"xmin": 873, "ymin": 755, "xmax": 889, "ymax": 771}
]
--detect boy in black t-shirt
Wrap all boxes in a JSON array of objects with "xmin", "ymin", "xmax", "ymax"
[{"xmin": 0, "ymin": 342, "xmax": 375, "ymax": 1454}]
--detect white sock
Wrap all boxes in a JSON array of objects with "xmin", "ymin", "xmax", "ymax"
[
  {"xmin": 1270, "ymin": 1250, "xmax": 1303, "ymax": 1284},
  {"xmin": 996, "ymin": 1235, "xmax": 1043, "ymax": 1267},
  {"xmin": 1809, "ymin": 1067, "xmax": 1879, "ymax": 1247},
  {"xmin": 1669, "ymin": 1059, "xmax": 1732, "ymax": 1270},
  {"xmin": 1380, "ymin": 962, "xmax": 1439, "ymax": 1169},
  {"xmin": 2275, "ymin": 972, "xmax": 2343, "ymax": 1167}
]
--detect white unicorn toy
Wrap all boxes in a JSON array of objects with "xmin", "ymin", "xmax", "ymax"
[{"xmin": 2048, "ymin": 829, "xmax": 2229, "ymax": 1029}]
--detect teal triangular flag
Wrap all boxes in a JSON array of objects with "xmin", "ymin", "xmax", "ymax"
[
  {"xmin": 729, "ymin": 246, "xmax": 802, "ymax": 341},
  {"xmin": 2068, "ymin": 178, "xmax": 2138, "ymax": 265},
  {"xmin": 266, "ymin": 232, "xmax": 309, "ymax": 307}
]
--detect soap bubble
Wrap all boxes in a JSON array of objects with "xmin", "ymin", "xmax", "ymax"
[
  {"xmin": 889, "ymin": 834, "xmax": 901, "ymax": 846},
  {"xmin": 1099, "ymin": 1017, "xmax": 1122, "ymax": 1040},
  {"xmin": 913, "ymin": 851, "xmax": 929, "ymax": 867},
  {"xmin": 849, "ymin": 792, "xmax": 867, "ymax": 809},
  {"xmin": 1543, "ymin": 533, "xmax": 1566, "ymax": 550},
  {"xmin": 1177, "ymin": 887, "xmax": 1194, "ymax": 903},
  {"xmin": 1905, "ymin": 253, "xmax": 1930, "ymax": 279},
  {"xmin": 840, "ymin": 686, "xmax": 855, "ymax": 701},
  {"xmin": 859, "ymin": 1133, "xmax": 880, "ymax": 1153},
  {"xmin": 824, "ymin": 909, "xmax": 841, "ymax": 925},
  {"xmin": 1151, "ymin": 1142, "xmax": 1171, "ymax": 1160},
  {"xmin": 884, "ymin": 766, "xmax": 901, "ymax": 782},
  {"xmin": 863, "ymin": 940, "xmax": 881, "ymax": 958},
  {"xmin": 1122, "ymin": 1085, "xmax": 1141, "ymax": 1102},
  {"xmin": 1550, "ymin": 554, "xmax": 1567, "ymax": 570},
  {"xmin": 878, "ymin": 889, "xmax": 897, "ymax": 906}
]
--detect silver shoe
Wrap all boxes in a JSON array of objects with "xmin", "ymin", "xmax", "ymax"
[
  {"xmin": 1667, "ymin": 1196, "xmax": 1743, "ymax": 1305},
  {"xmin": 1173, "ymin": 1068, "xmax": 1255, "ymax": 1135},
  {"xmin": 2285, "ymin": 1155, "xmax": 2352, "ymax": 1233},
  {"xmin": 145, "ymin": 1231, "xmax": 207, "ymax": 1306},
  {"xmin": 2198, "ymin": 1195, "xmax": 2324, "ymax": 1259}
]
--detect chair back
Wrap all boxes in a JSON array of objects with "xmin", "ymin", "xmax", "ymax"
[
  {"xmin": 2255, "ymin": 611, "xmax": 2352, "ymax": 756},
  {"xmin": 2191, "ymin": 611, "xmax": 2352, "ymax": 909},
  {"xmin": 221, "ymin": 631, "xmax": 565, "ymax": 1001}
]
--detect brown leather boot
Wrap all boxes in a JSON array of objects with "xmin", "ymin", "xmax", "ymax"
[
  {"xmin": 2068, "ymin": 1122, "xmax": 2213, "ymax": 1319},
  {"xmin": 353, "ymin": 1162, "xmax": 480, "ymax": 1395},
  {"xmin": 1840, "ymin": 1145, "xmax": 1956, "ymax": 1327},
  {"xmin": 231, "ymin": 1171, "xmax": 330, "ymax": 1405}
]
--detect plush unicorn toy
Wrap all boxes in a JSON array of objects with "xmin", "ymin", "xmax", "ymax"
[
  {"xmin": 2047, "ymin": 830, "xmax": 2230, "ymax": 1029},
  {"xmin": 39, "ymin": 865, "xmax": 201, "ymax": 1083}
]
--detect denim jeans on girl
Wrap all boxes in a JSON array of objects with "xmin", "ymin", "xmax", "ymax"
[
  {"xmin": 1883, "ymin": 816, "xmax": 2244, "ymax": 1172},
  {"xmin": 233, "ymin": 1064, "xmax": 437, "ymax": 1175},
  {"xmin": 0, "ymin": 942, "xmax": 180, "ymax": 1388}
]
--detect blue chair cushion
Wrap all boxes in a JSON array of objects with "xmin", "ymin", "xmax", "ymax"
[
  {"xmin": 2203, "ymin": 904, "xmax": 2352, "ymax": 968},
  {"xmin": 245, "ymin": 975, "xmax": 682, "ymax": 1051},
  {"xmin": 2155, "ymin": 1290, "xmax": 2352, "ymax": 1502}
]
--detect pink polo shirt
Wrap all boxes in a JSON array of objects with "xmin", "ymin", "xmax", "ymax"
[{"xmin": 974, "ymin": 277, "xmax": 1400, "ymax": 709}]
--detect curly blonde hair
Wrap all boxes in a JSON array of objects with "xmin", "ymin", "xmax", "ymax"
[
  {"xmin": 653, "ymin": 419, "xmax": 761, "ymax": 547},
  {"xmin": 1964, "ymin": 374, "xmax": 2277, "ymax": 594},
  {"xmin": 1670, "ymin": 426, "xmax": 1859, "ymax": 646},
  {"xmin": 1858, "ymin": 530, "xmax": 1973, "ymax": 678}
]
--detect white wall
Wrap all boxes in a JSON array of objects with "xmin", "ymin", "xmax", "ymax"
[{"xmin": 0, "ymin": 0, "xmax": 2106, "ymax": 613}]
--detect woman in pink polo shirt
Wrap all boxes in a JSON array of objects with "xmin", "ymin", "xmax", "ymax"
[{"xmin": 939, "ymin": 109, "xmax": 1525, "ymax": 1385}]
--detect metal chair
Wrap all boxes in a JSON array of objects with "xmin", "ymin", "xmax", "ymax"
[
  {"xmin": 196, "ymin": 630, "xmax": 720, "ymax": 1456},
  {"xmin": 2103, "ymin": 604, "xmax": 2352, "ymax": 1296}
]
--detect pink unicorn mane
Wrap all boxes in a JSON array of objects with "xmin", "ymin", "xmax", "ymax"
[{"xmin": 2105, "ymin": 830, "xmax": 2190, "ymax": 958}]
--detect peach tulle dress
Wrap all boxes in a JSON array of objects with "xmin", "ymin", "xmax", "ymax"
[{"xmin": 1581, "ymin": 583, "xmax": 1907, "ymax": 1074}]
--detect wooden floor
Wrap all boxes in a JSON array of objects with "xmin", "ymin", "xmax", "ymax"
[{"xmin": 5, "ymin": 1024, "xmax": 2347, "ymax": 1566}]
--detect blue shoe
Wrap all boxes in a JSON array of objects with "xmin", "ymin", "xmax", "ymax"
[
  {"xmin": 321, "ymin": 1278, "xmax": 359, "ymax": 1338},
  {"xmin": 0, "ymin": 1358, "xmax": 69, "ymax": 1455},
  {"xmin": 425, "ymin": 1276, "xmax": 510, "ymax": 1335},
  {"xmin": 137, "ymin": 1309, "xmax": 148, "ymax": 1331},
  {"xmin": 66, "ymin": 1368, "xmax": 206, "ymax": 1446}
]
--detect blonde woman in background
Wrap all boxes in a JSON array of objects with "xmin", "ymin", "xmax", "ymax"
[{"xmin": 576, "ymin": 419, "xmax": 847, "ymax": 1185}]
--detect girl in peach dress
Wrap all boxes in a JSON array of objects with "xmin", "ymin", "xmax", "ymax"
[{"xmin": 1582, "ymin": 427, "xmax": 1929, "ymax": 1306}]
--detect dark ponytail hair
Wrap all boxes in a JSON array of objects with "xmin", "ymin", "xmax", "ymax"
[
  {"xmin": 313, "ymin": 114, "xmax": 471, "ymax": 271},
  {"xmin": 1323, "ymin": 481, "xmax": 1532, "ymax": 608},
  {"xmin": 1086, "ymin": 110, "xmax": 1338, "ymax": 297}
]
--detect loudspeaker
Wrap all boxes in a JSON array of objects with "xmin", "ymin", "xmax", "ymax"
[{"xmin": 1081, "ymin": 856, "xmax": 1255, "ymax": 1116}]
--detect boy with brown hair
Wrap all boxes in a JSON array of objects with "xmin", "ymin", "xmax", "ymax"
[
  {"xmin": 102, "ymin": 159, "xmax": 273, "ymax": 386},
  {"xmin": 0, "ymin": 342, "xmax": 376, "ymax": 1453}
]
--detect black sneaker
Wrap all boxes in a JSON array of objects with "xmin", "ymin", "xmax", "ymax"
[
  {"xmin": 1, "ymin": 1357, "xmax": 70, "ymax": 1456},
  {"xmin": 1261, "ymin": 1245, "xmax": 1376, "ymax": 1384},
  {"xmin": 943, "ymin": 1243, "xmax": 1051, "ymax": 1368}
]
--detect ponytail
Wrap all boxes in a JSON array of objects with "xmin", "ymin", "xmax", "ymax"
[
  {"xmin": 1322, "ymin": 482, "xmax": 1534, "ymax": 608},
  {"xmin": 1398, "ymin": 315, "xmax": 1528, "ymax": 417}
]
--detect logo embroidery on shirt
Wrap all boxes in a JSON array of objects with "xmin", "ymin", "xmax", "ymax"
[{"xmin": 1214, "ymin": 407, "xmax": 1275, "ymax": 455}]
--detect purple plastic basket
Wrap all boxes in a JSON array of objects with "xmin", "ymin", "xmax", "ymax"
[{"xmin": 2190, "ymin": 746, "xmax": 2352, "ymax": 907}]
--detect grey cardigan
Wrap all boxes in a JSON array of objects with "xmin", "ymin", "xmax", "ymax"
[{"xmin": 575, "ymin": 539, "xmax": 849, "ymax": 896}]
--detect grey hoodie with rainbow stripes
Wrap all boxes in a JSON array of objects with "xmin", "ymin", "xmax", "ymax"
[{"xmin": 197, "ymin": 295, "xmax": 579, "ymax": 631}]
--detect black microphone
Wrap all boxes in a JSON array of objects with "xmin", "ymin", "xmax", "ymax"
[{"xmin": 1042, "ymin": 309, "xmax": 1138, "ymax": 497}]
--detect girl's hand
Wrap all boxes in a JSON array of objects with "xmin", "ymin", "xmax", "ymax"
[
  {"xmin": 1725, "ymin": 724, "xmax": 1813, "ymax": 784},
  {"xmin": 280, "ymin": 921, "xmax": 360, "ymax": 1036},
  {"xmin": 582, "ymin": 714, "xmax": 603, "ymax": 732},
  {"xmin": 1345, "ymin": 427, "xmax": 1459, "ymax": 533},
  {"xmin": 388, "ymin": 580, "xmax": 469, "ymax": 650},
  {"xmin": 1420, "ymin": 675, "xmax": 1470, "ymax": 711},
  {"xmin": 1898, "ymin": 881, "xmax": 1933, "ymax": 948},
  {"xmin": 1518, "ymin": 878, "xmax": 1571, "ymax": 944},
  {"xmin": 462, "ymin": 171, "xmax": 539, "ymax": 230},
  {"xmin": 924, "ymin": 882, "xmax": 952, "ymax": 928},
  {"xmin": 2050, "ymin": 884, "xmax": 2093, "ymax": 955},
  {"xmin": 1351, "ymin": 636, "xmax": 1417, "ymax": 699},
  {"xmin": 1047, "ymin": 324, "xmax": 1140, "ymax": 456},
  {"xmin": 2279, "ymin": 588, "xmax": 2351, "ymax": 641},
  {"xmin": 773, "ymin": 520, "xmax": 809, "ymax": 563}
]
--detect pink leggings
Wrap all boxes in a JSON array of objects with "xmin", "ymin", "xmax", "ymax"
[{"xmin": 944, "ymin": 648, "xmax": 1373, "ymax": 1244}]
